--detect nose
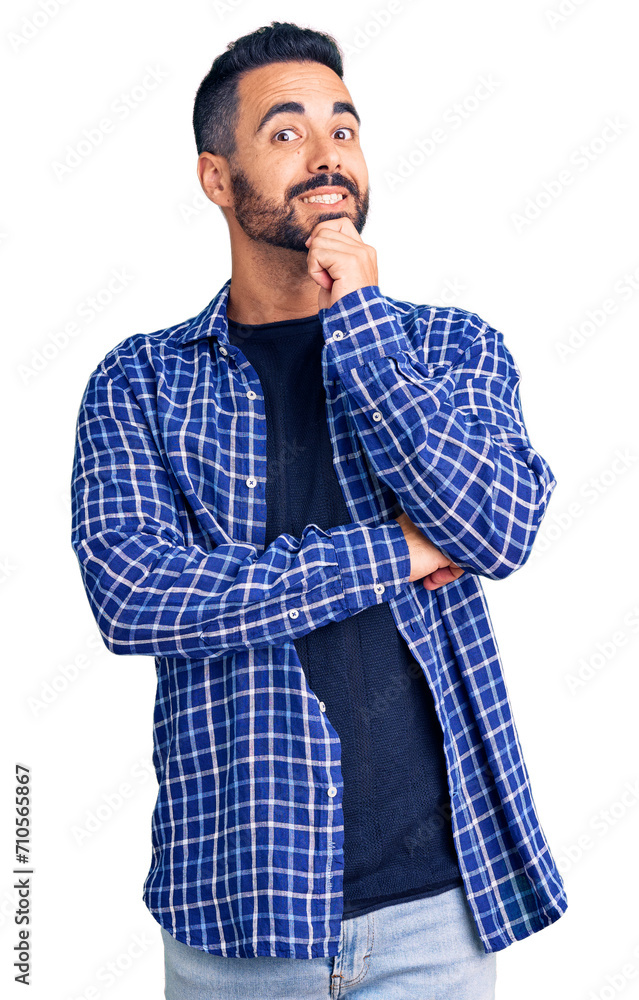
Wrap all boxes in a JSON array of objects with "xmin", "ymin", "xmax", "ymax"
[{"xmin": 306, "ymin": 134, "xmax": 341, "ymax": 175}]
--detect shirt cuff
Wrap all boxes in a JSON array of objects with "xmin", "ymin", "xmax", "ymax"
[
  {"xmin": 328, "ymin": 519, "xmax": 412, "ymax": 613},
  {"xmin": 318, "ymin": 284, "xmax": 414, "ymax": 366}
]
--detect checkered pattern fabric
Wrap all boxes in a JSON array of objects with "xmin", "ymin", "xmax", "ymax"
[{"xmin": 70, "ymin": 279, "xmax": 567, "ymax": 958}]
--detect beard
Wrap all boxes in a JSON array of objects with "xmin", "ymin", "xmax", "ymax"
[{"xmin": 227, "ymin": 162, "xmax": 370, "ymax": 252}]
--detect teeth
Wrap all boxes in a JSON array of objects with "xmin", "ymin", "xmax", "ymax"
[{"xmin": 302, "ymin": 193, "xmax": 346, "ymax": 204}]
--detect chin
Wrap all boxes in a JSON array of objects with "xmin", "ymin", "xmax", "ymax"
[{"xmin": 313, "ymin": 209, "xmax": 350, "ymax": 223}]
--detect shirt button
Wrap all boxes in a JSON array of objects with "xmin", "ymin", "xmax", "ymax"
[
  {"xmin": 332, "ymin": 330, "xmax": 344, "ymax": 340},
  {"xmin": 373, "ymin": 583, "xmax": 385, "ymax": 595},
  {"xmin": 218, "ymin": 346, "xmax": 228, "ymax": 356},
  {"xmin": 327, "ymin": 786, "xmax": 337, "ymax": 797},
  {"xmin": 319, "ymin": 701, "xmax": 326, "ymax": 712},
  {"xmin": 246, "ymin": 477, "xmax": 257, "ymax": 488},
  {"xmin": 372, "ymin": 411, "xmax": 383, "ymax": 421},
  {"xmin": 288, "ymin": 609, "xmax": 299, "ymax": 619},
  {"xmin": 246, "ymin": 389, "xmax": 257, "ymax": 399}
]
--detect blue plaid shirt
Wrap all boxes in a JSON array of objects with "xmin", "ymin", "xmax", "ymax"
[{"xmin": 70, "ymin": 278, "xmax": 568, "ymax": 959}]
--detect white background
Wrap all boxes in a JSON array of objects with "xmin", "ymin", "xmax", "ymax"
[{"xmin": 2, "ymin": 1, "xmax": 638, "ymax": 997}]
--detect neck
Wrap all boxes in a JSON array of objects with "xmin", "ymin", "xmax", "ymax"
[{"xmin": 225, "ymin": 232, "xmax": 322, "ymax": 325}]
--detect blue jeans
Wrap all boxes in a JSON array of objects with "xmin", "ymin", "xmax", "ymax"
[{"xmin": 161, "ymin": 885, "xmax": 497, "ymax": 999}]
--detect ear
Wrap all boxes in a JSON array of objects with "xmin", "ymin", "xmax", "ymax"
[{"xmin": 197, "ymin": 152, "xmax": 233, "ymax": 208}]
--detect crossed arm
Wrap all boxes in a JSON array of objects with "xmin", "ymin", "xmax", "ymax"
[
  {"xmin": 70, "ymin": 364, "xmax": 414, "ymax": 659},
  {"xmin": 70, "ymin": 285, "xmax": 554, "ymax": 658},
  {"xmin": 318, "ymin": 283, "xmax": 557, "ymax": 581}
]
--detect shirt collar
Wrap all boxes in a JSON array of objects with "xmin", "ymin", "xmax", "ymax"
[
  {"xmin": 170, "ymin": 278, "xmax": 233, "ymax": 349},
  {"xmin": 169, "ymin": 277, "xmax": 399, "ymax": 350}
]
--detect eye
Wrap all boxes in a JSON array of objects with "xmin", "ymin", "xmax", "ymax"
[
  {"xmin": 273, "ymin": 128, "xmax": 298, "ymax": 142},
  {"xmin": 333, "ymin": 126, "xmax": 356, "ymax": 140}
]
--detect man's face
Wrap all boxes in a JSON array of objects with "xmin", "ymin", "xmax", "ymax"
[{"xmin": 226, "ymin": 60, "xmax": 370, "ymax": 252}]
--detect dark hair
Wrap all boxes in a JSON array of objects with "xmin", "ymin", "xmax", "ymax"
[{"xmin": 192, "ymin": 21, "xmax": 344, "ymax": 159}]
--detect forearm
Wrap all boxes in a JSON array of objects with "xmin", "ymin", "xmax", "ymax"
[
  {"xmin": 319, "ymin": 286, "xmax": 556, "ymax": 579},
  {"xmin": 71, "ymin": 362, "xmax": 412, "ymax": 658},
  {"xmin": 73, "ymin": 517, "xmax": 411, "ymax": 658}
]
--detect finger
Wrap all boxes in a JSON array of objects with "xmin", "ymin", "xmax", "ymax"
[
  {"xmin": 306, "ymin": 235, "xmax": 364, "ymax": 251},
  {"xmin": 306, "ymin": 231, "xmax": 364, "ymax": 251},
  {"xmin": 307, "ymin": 262, "xmax": 333, "ymax": 290},
  {"xmin": 436, "ymin": 568, "xmax": 455, "ymax": 584},
  {"xmin": 329, "ymin": 215, "xmax": 359, "ymax": 232},
  {"xmin": 311, "ymin": 216, "xmax": 361, "ymax": 239},
  {"xmin": 422, "ymin": 569, "xmax": 450, "ymax": 590},
  {"xmin": 422, "ymin": 566, "xmax": 461, "ymax": 590},
  {"xmin": 307, "ymin": 249, "xmax": 358, "ymax": 274}
]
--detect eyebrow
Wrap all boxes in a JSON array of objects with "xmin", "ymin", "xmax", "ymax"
[{"xmin": 255, "ymin": 100, "xmax": 361, "ymax": 134}]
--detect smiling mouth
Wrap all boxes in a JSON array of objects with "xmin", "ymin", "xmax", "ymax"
[{"xmin": 300, "ymin": 192, "xmax": 348, "ymax": 205}]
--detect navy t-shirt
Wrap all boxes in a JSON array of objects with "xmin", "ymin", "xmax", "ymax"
[{"xmin": 225, "ymin": 310, "xmax": 463, "ymax": 920}]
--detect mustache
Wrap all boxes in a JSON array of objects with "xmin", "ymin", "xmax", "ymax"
[{"xmin": 288, "ymin": 173, "xmax": 358, "ymax": 200}]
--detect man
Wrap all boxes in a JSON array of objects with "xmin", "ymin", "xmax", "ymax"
[{"xmin": 70, "ymin": 20, "xmax": 567, "ymax": 1000}]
